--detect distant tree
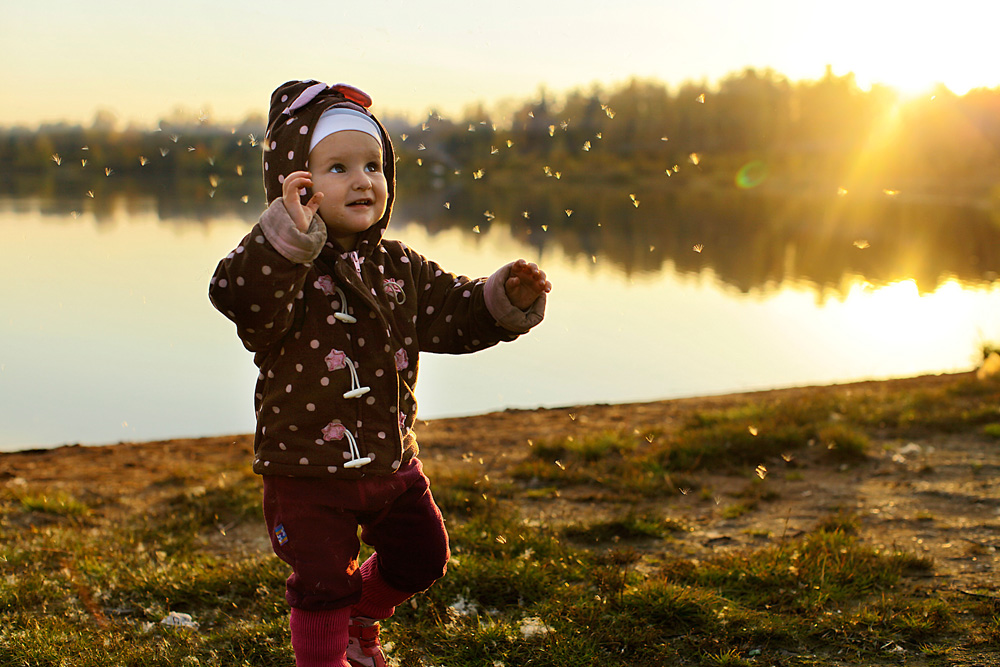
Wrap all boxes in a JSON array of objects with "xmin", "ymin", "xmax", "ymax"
[{"xmin": 714, "ymin": 68, "xmax": 792, "ymax": 153}]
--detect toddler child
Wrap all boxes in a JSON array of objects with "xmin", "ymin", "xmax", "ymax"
[{"xmin": 209, "ymin": 80, "xmax": 550, "ymax": 667}]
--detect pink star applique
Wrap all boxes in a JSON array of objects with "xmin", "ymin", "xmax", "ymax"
[
  {"xmin": 322, "ymin": 421, "xmax": 346, "ymax": 441},
  {"xmin": 314, "ymin": 275, "xmax": 336, "ymax": 296},
  {"xmin": 325, "ymin": 349, "xmax": 347, "ymax": 372}
]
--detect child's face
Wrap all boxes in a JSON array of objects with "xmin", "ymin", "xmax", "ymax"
[{"xmin": 306, "ymin": 130, "xmax": 388, "ymax": 248}]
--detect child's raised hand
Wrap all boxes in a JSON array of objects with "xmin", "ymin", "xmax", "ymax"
[
  {"xmin": 505, "ymin": 259, "xmax": 551, "ymax": 310},
  {"xmin": 282, "ymin": 170, "xmax": 324, "ymax": 232}
]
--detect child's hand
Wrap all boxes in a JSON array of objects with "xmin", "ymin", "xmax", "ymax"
[
  {"xmin": 282, "ymin": 170, "xmax": 324, "ymax": 232},
  {"xmin": 505, "ymin": 259, "xmax": 551, "ymax": 310}
]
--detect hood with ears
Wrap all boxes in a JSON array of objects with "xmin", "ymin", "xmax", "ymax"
[{"xmin": 262, "ymin": 80, "xmax": 396, "ymax": 253}]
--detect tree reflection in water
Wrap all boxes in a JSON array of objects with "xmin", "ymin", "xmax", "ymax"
[{"xmin": 13, "ymin": 179, "xmax": 1000, "ymax": 298}]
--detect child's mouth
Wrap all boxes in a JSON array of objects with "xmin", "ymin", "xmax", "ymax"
[{"xmin": 348, "ymin": 199, "xmax": 372, "ymax": 207}]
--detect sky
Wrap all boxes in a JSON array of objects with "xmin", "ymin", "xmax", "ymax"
[{"xmin": 3, "ymin": 0, "xmax": 998, "ymax": 129}]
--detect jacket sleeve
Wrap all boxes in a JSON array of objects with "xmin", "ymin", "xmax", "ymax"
[
  {"xmin": 208, "ymin": 200, "xmax": 327, "ymax": 353},
  {"xmin": 405, "ymin": 247, "xmax": 546, "ymax": 354}
]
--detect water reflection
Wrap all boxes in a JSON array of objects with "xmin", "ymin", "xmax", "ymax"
[
  {"xmin": 9, "ymin": 177, "xmax": 1000, "ymax": 296},
  {"xmin": 2, "ymin": 186, "xmax": 1000, "ymax": 451},
  {"xmin": 401, "ymin": 182, "xmax": 1000, "ymax": 294}
]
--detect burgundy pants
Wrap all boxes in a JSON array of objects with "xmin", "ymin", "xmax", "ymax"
[{"xmin": 262, "ymin": 457, "xmax": 450, "ymax": 611}]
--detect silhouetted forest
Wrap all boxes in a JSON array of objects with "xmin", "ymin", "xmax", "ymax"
[
  {"xmin": 5, "ymin": 68, "xmax": 1000, "ymax": 296},
  {"xmin": 3, "ymin": 67, "xmax": 1000, "ymax": 199}
]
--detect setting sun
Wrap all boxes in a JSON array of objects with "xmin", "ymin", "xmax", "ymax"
[{"xmin": 785, "ymin": 3, "xmax": 997, "ymax": 97}]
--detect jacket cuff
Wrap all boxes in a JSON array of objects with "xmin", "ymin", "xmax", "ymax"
[
  {"xmin": 259, "ymin": 199, "xmax": 327, "ymax": 263},
  {"xmin": 484, "ymin": 262, "xmax": 547, "ymax": 333}
]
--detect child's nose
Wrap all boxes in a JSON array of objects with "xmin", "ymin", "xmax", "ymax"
[{"xmin": 352, "ymin": 171, "xmax": 373, "ymax": 189}]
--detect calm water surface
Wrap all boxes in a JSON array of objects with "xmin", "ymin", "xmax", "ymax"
[{"xmin": 3, "ymin": 188, "xmax": 1000, "ymax": 451}]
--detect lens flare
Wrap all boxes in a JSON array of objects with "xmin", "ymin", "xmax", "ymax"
[{"xmin": 735, "ymin": 160, "xmax": 768, "ymax": 189}]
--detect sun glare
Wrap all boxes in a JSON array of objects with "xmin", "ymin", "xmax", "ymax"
[
  {"xmin": 854, "ymin": 279, "xmax": 921, "ymax": 319},
  {"xmin": 792, "ymin": 3, "xmax": 998, "ymax": 101},
  {"xmin": 840, "ymin": 278, "xmax": 978, "ymax": 352}
]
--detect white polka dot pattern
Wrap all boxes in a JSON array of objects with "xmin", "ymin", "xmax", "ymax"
[{"xmin": 207, "ymin": 204, "xmax": 534, "ymax": 478}]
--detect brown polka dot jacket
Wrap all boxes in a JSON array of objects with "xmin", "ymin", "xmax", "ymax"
[{"xmin": 209, "ymin": 200, "xmax": 545, "ymax": 478}]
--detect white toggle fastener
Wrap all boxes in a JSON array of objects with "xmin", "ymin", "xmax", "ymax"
[
  {"xmin": 334, "ymin": 287, "xmax": 356, "ymax": 323},
  {"xmin": 343, "ymin": 429, "xmax": 371, "ymax": 469},
  {"xmin": 344, "ymin": 456, "xmax": 372, "ymax": 469},
  {"xmin": 343, "ymin": 358, "xmax": 368, "ymax": 399}
]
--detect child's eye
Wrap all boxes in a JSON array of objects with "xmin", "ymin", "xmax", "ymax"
[
  {"xmin": 365, "ymin": 162, "xmax": 381, "ymax": 173},
  {"xmin": 330, "ymin": 164, "xmax": 346, "ymax": 173}
]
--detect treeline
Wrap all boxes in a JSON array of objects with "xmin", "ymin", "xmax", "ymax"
[
  {"xmin": 0, "ymin": 113, "xmax": 267, "ymax": 182},
  {"xmin": 408, "ymin": 66, "xmax": 1000, "ymax": 194},
  {"xmin": 3, "ymin": 67, "xmax": 1000, "ymax": 196}
]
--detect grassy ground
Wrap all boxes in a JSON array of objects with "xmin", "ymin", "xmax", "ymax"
[{"xmin": 3, "ymin": 372, "xmax": 1000, "ymax": 665}]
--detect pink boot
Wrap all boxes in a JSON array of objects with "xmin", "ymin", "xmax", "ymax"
[
  {"xmin": 348, "ymin": 555, "xmax": 414, "ymax": 666},
  {"xmin": 346, "ymin": 616, "xmax": 387, "ymax": 667}
]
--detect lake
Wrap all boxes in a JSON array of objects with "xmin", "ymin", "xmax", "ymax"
[{"xmin": 3, "ymin": 181, "xmax": 1000, "ymax": 451}]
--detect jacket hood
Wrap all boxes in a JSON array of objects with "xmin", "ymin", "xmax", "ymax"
[{"xmin": 262, "ymin": 80, "xmax": 396, "ymax": 255}]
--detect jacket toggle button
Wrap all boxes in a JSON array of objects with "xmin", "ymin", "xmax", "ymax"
[
  {"xmin": 344, "ymin": 456, "xmax": 372, "ymax": 469},
  {"xmin": 343, "ymin": 386, "xmax": 371, "ymax": 399}
]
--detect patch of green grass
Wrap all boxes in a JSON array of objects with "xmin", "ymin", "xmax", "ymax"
[
  {"xmin": 720, "ymin": 502, "xmax": 755, "ymax": 520},
  {"xmin": 532, "ymin": 431, "xmax": 638, "ymax": 463},
  {"xmin": 0, "ymin": 496, "xmax": 975, "ymax": 667},
  {"xmin": 562, "ymin": 513, "xmax": 688, "ymax": 543},
  {"xmin": 686, "ymin": 403, "xmax": 769, "ymax": 429},
  {"xmin": 661, "ymin": 521, "xmax": 924, "ymax": 616},
  {"xmin": 129, "ymin": 470, "xmax": 261, "ymax": 553},
  {"xmin": 848, "ymin": 595, "xmax": 956, "ymax": 643},
  {"xmin": 523, "ymin": 485, "xmax": 561, "ymax": 500},
  {"xmin": 704, "ymin": 647, "xmax": 754, "ymax": 666},
  {"xmin": 507, "ymin": 382, "xmax": 1000, "ymax": 499},
  {"xmin": 512, "ymin": 407, "xmax": 829, "ymax": 494},
  {"xmin": 0, "ymin": 516, "xmax": 292, "ymax": 667},
  {"xmin": 744, "ymin": 527, "xmax": 772, "ymax": 539},
  {"xmin": 663, "ymin": 421, "xmax": 814, "ymax": 472},
  {"xmin": 398, "ymin": 511, "xmax": 954, "ymax": 665},
  {"xmin": 15, "ymin": 491, "xmax": 91, "ymax": 517},
  {"xmin": 737, "ymin": 477, "xmax": 781, "ymax": 502},
  {"xmin": 813, "ymin": 512, "xmax": 860, "ymax": 535},
  {"xmin": 590, "ymin": 548, "xmax": 642, "ymax": 603},
  {"xmin": 843, "ymin": 378, "xmax": 1000, "ymax": 436},
  {"xmin": 429, "ymin": 470, "xmax": 509, "ymax": 516},
  {"xmin": 817, "ymin": 423, "xmax": 870, "ymax": 461}
]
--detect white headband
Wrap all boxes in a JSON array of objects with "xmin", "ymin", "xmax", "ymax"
[{"xmin": 309, "ymin": 108, "xmax": 383, "ymax": 153}]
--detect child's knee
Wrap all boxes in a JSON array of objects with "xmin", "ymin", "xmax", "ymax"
[
  {"xmin": 420, "ymin": 521, "xmax": 451, "ymax": 581},
  {"xmin": 417, "ymin": 537, "xmax": 451, "ymax": 588},
  {"xmin": 382, "ymin": 534, "xmax": 450, "ymax": 593}
]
